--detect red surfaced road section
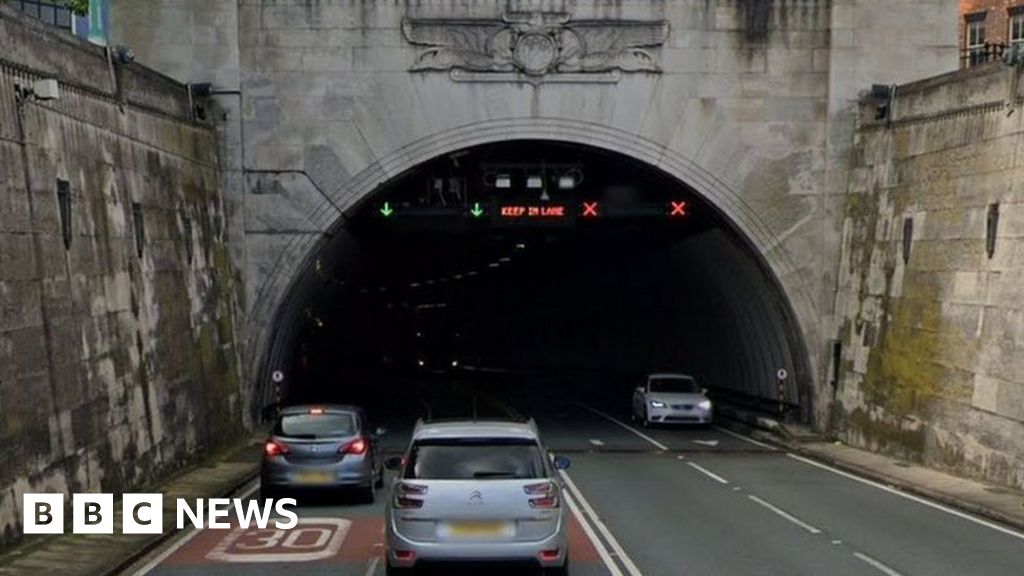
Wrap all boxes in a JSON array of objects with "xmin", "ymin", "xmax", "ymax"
[{"xmin": 165, "ymin": 515, "xmax": 598, "ymax": 566}]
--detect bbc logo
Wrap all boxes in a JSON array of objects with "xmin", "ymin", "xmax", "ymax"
[{"xmin": 24, "ymin": 494, "xmax": 163, "ymax": 535}]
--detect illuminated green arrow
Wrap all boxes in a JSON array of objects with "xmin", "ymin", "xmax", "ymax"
[
  {"xmin": 380, "ymin": 202, "xmax": 394, "ymax": 217},
  {"xmin": 470, "ymin": 202, "xmax": 484, "ymax": 218}
]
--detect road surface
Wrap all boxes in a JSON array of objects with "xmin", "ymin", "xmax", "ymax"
[{"xmin": 127, "ymin": 382, "xmax": 1024, "ymax": 576}]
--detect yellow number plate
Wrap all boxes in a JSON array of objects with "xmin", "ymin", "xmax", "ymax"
[
  {"xmin": 446, "ymin": 521, "xmax": 512, "ymax": 538},
  {"xmin": 294, "ymin": 471, "xmax": 334, "ymax": 484}
]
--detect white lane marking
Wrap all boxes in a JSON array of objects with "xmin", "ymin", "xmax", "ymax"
[
  {"xmin": 564, "ymin": 492, "xmax": 624, "ymax": 576},
  {"xmin": 687, "ymin": 462, "xmax": 730, "ymax": 485},
  {"xmin": 570, "ymin": 402, "xmax": 669, "ymax": 451},
  {"xmin": 130, "ymin": 482, "xmax": 260, "ymax": 575},
  {"xmin": 714, "ymin": 425, "xmax": 776, "ymax": 450},
  {"xmin": 589, "ymin": 438, "xmax": 605, "ymax": 447},
  {"xmin": 692, "ymin": 439, "xmax": 719, "ymax": 447},
  {"xmin": 363, "ymin": 556, "xmax": 380, "ymax": 576},
  {"xmin": 787, "ymin": 453, "xmax": 1024, "ymax": 542},
  {"xmin": 853, "ymin": 552, "xmax": 906, "ymax": 576},
  {"xmin": 747, "ymin": 495, "xmax": 822, "ymax": 535},
  {"xmin": 559, "ymin": 469, "xmax": 645, "ymax": 576}
]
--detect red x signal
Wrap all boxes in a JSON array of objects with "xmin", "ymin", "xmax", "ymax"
[
  {"xmin": 669, "ymin": 201, "xmax": 688, "ymax": 217},
  {"xmin": 582, "ymin": 202, "xmax": 600, "ymax": 218}
]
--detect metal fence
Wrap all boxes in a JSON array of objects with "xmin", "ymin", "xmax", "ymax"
[
  {"xmin": 961, "ymin": 42, "xmax": 1007, "ymax": 68},
  {"xmin": 11, "ymin": 0, "xmax": 74, "ymax": 31}
]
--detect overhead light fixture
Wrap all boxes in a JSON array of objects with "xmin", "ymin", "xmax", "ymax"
[
  {"xmin": 558, "ymin": 169, "xmax": 582, "ymax": 190},
  {"xmin": 516, "ymin": 243, "xmax": 526, "ymax": 250},
  {"xmin": 526, "ymin": 176, "xmax": 544, "ymax": 190},
  {"xmin": 499, "ymin": 257, "xmax": 511, "ymax": 263},
  {"xmin": 488, "ymin": 262, "xmax": 500, "ymax": 268},
  {"xmin": 495, "ymin": 174, "xmax": 512, "ymax": 189}
]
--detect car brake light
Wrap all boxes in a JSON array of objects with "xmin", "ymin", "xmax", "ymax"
[
  {"xmin": 525, "ymin": 482, "xmax": 559, "ymax": 508},
  {"xmin": 264, "ymin": 439, "xmax": 290, "ymax": 457},
  {"xmin": 524, "ymin": 482, "xmax": 554, "ymax": 495},
  {"xmin": 539, "ymin": 549, "xmax": 560, "ymax": 561},
  {"xmin": 339, "ymin": 437, "xmax": 368, "ymax": 455},
  {"xmin": 529, "ymin": 494, "xmax": 560, "ymax": 509},
  {"xmin": 394, "ymin": 550, "xmax": 416, "ymax": 561},
  {"xmin": 394, "ymin": 482, "xmax": 428, "ymax": 509}
]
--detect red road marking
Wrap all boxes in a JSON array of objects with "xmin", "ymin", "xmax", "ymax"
[{"xmin": 162, "ymin": 515, "xmax": 598, "ymax": 566}]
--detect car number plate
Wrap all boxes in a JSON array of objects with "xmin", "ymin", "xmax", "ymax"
[
  {"xmin": 444, "ymin": 521, "xmax": 513, "ymax": 539},
  {"xmin": 294, "ymin": 471, "xmax": 334, "ymax": 484}
]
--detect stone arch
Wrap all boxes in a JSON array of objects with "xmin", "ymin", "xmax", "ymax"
[{"xmin": 245, "ymin": 117, "xmax": 819, "ymax": 422}]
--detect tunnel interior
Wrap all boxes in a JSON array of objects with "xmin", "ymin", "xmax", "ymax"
[{"xmin": 263, "ymin": 141, "xmax": 807, "ymax": 421}]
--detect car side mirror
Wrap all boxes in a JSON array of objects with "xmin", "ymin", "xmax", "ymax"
[
  {"xmin": 702, "ymin": 388, "xmax": 708, "ymax": 395},
  {"xmin": 635, "ymin": 386, "xmax": 644, "ymax": 393},
  {"xmin": 375, "ymin": 427, "xmax": 388, "ymax": 437},
  {"xmin": 384, "ymin": 456, "xmax": 404, "ymax": 471},
  {"xmin": 552, "ymin": 456, "xmax": 571, "ymax": 470}
]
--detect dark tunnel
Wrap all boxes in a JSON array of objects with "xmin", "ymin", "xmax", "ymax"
[{"xmin": 258, "ymin": 141, "xmax": 809, "ymax": 423}]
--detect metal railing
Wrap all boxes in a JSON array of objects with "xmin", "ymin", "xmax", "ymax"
[
  {"xmin": 961, "ymin": 42, "xmax": 1006, "ymax": 68},
  {"xmin": 11, "ymin": 0, "xmax": 74, "ymax": 31}
]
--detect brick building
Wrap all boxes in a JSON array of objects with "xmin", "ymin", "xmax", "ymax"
[{"xmin": 960, "ymin": 1, "xmax": 1024, "ymax": 65}]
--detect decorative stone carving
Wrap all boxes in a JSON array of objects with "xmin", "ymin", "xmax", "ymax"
[{"xmin": 402, "ymin": 11, "xmax": 669, "ymax": 82}]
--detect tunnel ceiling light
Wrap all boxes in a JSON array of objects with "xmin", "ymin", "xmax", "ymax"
[
  {"xmin": 410, "ymin": 282, "xmax": 420, "ymax": 288},
  {"xmin": 467, "ymin": 271, "xmax": 478, "ymax": 276},
  {"xmin": 488, "ymin": 262, "xmax": 500, "ymax": 268},
  {"xmin": 454, "ymin": 274, "xmax": 463, "ymax": 280},
  {"xmin": 499, "ymin": 257, "xmax": 511, "ymax": 263},
  {"xmin": 426, "ymin": 279, "xmax": 435, "ymax": 285},
  {"xmin": 516, "ymin": 243, "xmax": 526, "ymax": 250},
  {"xmin": 526, "ymin": 176, "xmax": 544, "ymax": 190},
  {"xmin": 558, "ymin": 175, "xmax": 576, "ymax": 190},
  {"xmin": 495, "ymin": 174, "xmax": 512, "ymax": 189}
]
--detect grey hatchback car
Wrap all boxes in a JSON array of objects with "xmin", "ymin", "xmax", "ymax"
[
  {"xmin": 384, "ymin": 419, "xmax": 571, "ymax": 575},
  {"xmin": 261, "ymin": 405, "xmax": 385, "ymax": 502}
]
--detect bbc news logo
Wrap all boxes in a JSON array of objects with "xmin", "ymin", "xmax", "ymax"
[{"xmin": 23, "ymin": 494, "xmax": 298, "ymax": 535}]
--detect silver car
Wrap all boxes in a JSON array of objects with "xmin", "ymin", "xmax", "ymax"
[
  {"xmin": 384, "ymin": 419, "xmax": 571, "ymax": 575},
  {"xmin": 261, "ymin": 405, "xmax": 385, "ymax": 502},
  {"xmin": 632, "ymin": 373, "xmax": 713, "ymax": 426}
]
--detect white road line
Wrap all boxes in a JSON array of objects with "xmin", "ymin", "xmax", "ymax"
[
  {"xmin": 559, "ymin": 469, "xmax": 645, "ymax": 576},
  {"xmin": 363, "ymin": 556, "xmax": 381, "ymax": 576},
  {"xmin": 130, "ymin": 482, "xmax": 260, "ymax": 576},
  {"xmin": 853, "ymin": 552, "xmax": 905, "ymax": 576},
  {"xmin": 570, "ymin": 402, "xmax": 669, "ymax": 451},
  {"xmin": 787, "ymin": 453, "xmax": 1024, "ymax": 542},
  {"xmin": 687, "ymin": 462, "xmax": 730, "ymax": 485},
  {"xmin": 564, "ymin": 492, "xmax": 624, "ymax": 576},
  {"xmin": 714, "ymin": 425, "xmax": 776, "ymax": 450},
  {"xmin": 589, "ymin": 438, "xmax": 605, "ymax": 447},
  {"xmin": 747, "ymin": 495, "xmax": 822, "ymax": 535}
]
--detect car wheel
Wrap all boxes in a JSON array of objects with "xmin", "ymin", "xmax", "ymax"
[
  {"xmin": 642, "ymin": 408, "xmax": 652, "ymax": 428},
  {"xmin": 361, "ymin": 480, "xmax": 376, "ymax": 504},
  {"xmin": 544, "ymin": 554, "xmax": 570, "ymax": 575},
  {"xmin": 385, "ymin": 561, "xmax": 413, "ymax": 575}
]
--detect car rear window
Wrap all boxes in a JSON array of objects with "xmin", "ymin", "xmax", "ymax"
[
  {"xmin": 404, "ymin": 438, "xmax": 546, "ymax": 480},
  {"xmin": 276, "ymin": 413, "xmax": 357, "ymax": 438},
  {"xmin": 649, "ymin": 377, "xmax": 700, "ymax": 393}
]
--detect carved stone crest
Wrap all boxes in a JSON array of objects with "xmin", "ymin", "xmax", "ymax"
[{"xmin": 402, "ymin": 11, "xmax": 669, "ymax": 83}]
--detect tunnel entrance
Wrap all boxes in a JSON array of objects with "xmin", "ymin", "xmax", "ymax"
[{"xmin": 262, "ymin": 141, "xmax": 810, "ymax": 423}]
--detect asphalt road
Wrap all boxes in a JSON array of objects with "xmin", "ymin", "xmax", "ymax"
[{"xmin": 128, "ymin": 382, "xmax": 1024, "ymax": 576}]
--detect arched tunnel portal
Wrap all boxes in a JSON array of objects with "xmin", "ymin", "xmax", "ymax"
[{"xmin": 256, "ymin": 140, "xmax": 813, "ymax": 426}]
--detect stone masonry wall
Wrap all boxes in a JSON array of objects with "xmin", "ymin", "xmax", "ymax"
[
  {"xmin": 835, "ymin": 62, "xmax": 1024, "ymax": 490},
  {"xmin": 0, "ymin": 6, "xmax": 245, "ymax": 546}
]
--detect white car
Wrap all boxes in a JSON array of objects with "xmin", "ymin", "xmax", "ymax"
[{"xmin": 632, "ymin": 373, "xmax": 713, "ymax": 427}]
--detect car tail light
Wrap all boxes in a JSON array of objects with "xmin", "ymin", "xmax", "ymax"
[
  {"xmin": 525, "ymin": 482, "xmax": 559, "ymax": 508},
  {"xmin": 264, "ymin": 439, "xmax": 290, "ymax": 457},
  {"xmin": 539, "ymin": 549, "xmax": 560, "ymax": 561},
  {"xmin": 394, "ymin": 482, "xmax": 428, "ymax": 509},
  {"xmin": 339, "ymin": 437, "xmax": 368, "ymax": 456},
  {"xmin": 394, "ymin": 550, "xmax": 416, "ymax": 561}
]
